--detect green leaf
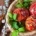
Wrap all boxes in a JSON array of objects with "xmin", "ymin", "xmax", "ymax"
[
  {"xmin": 12, "ymin": 22, "xmax": 19, "ymax": 29},
  {"xmin": 17, "ymin": 0, "xmax": 23, "ymax": 3},
  {"xmin": 17, "ymin": 22, "xmax": 23, "ymax": 28},
  {"xmin": 13, "ymin": 13, "xmax": 17, "ymax": 20},
  {"xmin": 11, "ymin": 30, "xmax": 19, "ymax": 36},
  {"xmin": 23, "ymin": 2, "xmax": 30, "ymax": 8},
  {"xmin": 24, "ymin": 0, "xmax": 31, "ymax": 2},
  {"xmin": 16, "ymin": 3, "xmax": 23, "ymax": 8},
  {"xmin": 18, "ymin": 27, "xmax": 25, "ymax": 32},
  {"xmin": 8, "ymin": 12, "xmax": 13, "ymax": 19}
]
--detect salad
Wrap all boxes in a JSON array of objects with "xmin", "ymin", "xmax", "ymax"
[{"xmin": 6, "ymin": 0, "xmax": 36, "ymax": 36}]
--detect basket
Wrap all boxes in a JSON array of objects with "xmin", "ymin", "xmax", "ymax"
[{"xmin": 6, "ymin": 0, "xmax": 36, "ymax": 36}]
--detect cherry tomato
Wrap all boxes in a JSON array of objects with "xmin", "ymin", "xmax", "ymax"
[
  {"xmin": 30, "ymin": 3, "xmax": 36, "ymax": 16},
  {"xmin": 25, "ymin": 16, "xmax": 34, "ymax": 31},
  {"xmin": 13, "ymin": 8, "xmax": 29, "ymax": 21},
  {"xmin": 17, "ymin": 15, "xmax": 24, "ymax": 21}
]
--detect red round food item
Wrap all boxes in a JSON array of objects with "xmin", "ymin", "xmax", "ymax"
[
  {"xmin": 13, "ymin": 8, "xmax": 29, "ymax": 21},
  {"xmin": 30, "ymin": 3, "xmax": 36, "ymax": 16},
  {"xmin": 32, "ymin": 19, "xmax": 36, "ymax": 29},
  {"xmin": 25, "ymin": 16, "xmax": 35, "ymax": 31}
]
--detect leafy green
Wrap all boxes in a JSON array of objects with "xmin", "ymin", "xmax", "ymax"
[
  {"xmin": 23, "ymin": 2, "xmax": 30, "ymax": 8},
  {"xmin": 23, "ymin": 0, "xmax": 31, "ymax": 2},
  {"xmin": 11, "ymin": 30, "xmax": 19, "ymax": 36},
  {"xmin": 16, "ymin": 3, "xmax": 23, "ymax": 8},
  {"xmin": 12, "ymin": 22, "xmax": 19, "ymax": 30},
  {"xmin": 18, "ymin": 27, "xmax": 25, "ymax": 32},
  {"xmin": 23, "ymin": 0, "xmax": 31, "ymax": 9},
  {"xmin": 8, "ymin": 12, "xmax": 13, "ymax": 19},
  {"xmin": 13, "ymin": 14, "xmax": 17, "ymax": 20}
]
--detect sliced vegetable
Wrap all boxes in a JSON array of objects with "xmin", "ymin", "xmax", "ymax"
[
  {"xmin": 25, "ymin": 16, "xmax": 34, "ymax": 31},
  {"xmin": 13, "ymin": 8, "xmax": 29, "ymax": 21}
]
